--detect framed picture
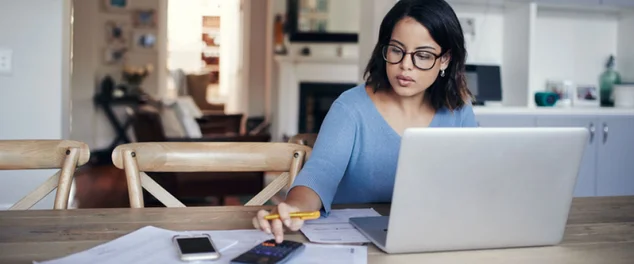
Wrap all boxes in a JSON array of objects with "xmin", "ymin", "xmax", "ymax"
[
  {"xmin": 573, "ymin": 85, "xmax": 600, "ymax": 107},
  {"xmin": 132, "ymin": 30, "xmax": 157, "ymax": 51},
  {"xmin": 104, "ymin": 45, "xmax": 128, "ymax": 64},
  {"xmin": 103, "ymin": 0, "xmax": 128, "ymax": 12},
  {"xmin": 133, "ymin": 9, "xmax": 157, "ymax": 28},
  {"xmin": 105, "ymin": 21, "xmax": 130, "ymax": 45}
]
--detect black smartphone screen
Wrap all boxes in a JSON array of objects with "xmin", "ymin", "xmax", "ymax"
[{"xmin": 176, "ymin": 237, "xmax": 216, "ymax": 254}]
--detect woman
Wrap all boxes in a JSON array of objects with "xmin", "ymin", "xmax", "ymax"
[{"xmin": 254, "ymin": 0, "xmax": 476, "ymax": 243}]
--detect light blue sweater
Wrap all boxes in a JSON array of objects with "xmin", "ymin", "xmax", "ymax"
[{"xmin": 289, "ymin": 84, "xmax": 477, "ymax": 214}]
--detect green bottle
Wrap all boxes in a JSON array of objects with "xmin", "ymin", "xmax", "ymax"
[{"xmin": 599, "ymin": 55, "xmax": 621, "ymax": 107}]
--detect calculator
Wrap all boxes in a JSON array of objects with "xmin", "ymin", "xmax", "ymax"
[{"xmin": 230, "ymin": 239, "xmax": 305, "ymax": 264}]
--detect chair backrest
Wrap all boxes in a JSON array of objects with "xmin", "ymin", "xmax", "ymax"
[
  {"xmin": 0, "ymin": 140, "xmax": 90, "ymax": 210},
  {"xmin": 288, "ymin": 133, "xmax": 318, "ymax": 148},
  {"xmin": 111, "ymin": 142, "xmax": 312, "ymax": 208}
]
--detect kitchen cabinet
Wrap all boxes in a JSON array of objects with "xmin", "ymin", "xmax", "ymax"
[
  {"xmin": 475, "ymin": 114, "xmax": 536, "ymax": 128},
  {"xmin": 536, "ymin": 116, "xmax": 599, "ymax": 197},
  {"xmin": 596, "ymin": 116, "xmax": 634, "ymax": 196},
  {"xmin": 474, "ymin": 110, "xmax": 634, "ymax": 197}
]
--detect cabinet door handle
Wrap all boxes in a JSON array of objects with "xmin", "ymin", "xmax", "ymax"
[
  {"xmin": 603, "ymin": 123, "xmax": 609, "ymax": 144},
  {"xmin": 589, "ymin": 123, "xmax": 595, "ymax": 143}
]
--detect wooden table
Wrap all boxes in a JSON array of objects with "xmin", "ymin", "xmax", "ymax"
[{"xmin": 1, "ymin": 196, "xmax": 633, "ymax": 264}]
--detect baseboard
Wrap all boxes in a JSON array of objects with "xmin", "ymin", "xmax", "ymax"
[{"xmin": 0, "ymin": 204, "xmax": 13, "ymax": 210}]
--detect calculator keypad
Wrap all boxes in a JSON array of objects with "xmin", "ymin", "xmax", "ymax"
[{"xmin": 231, "ymin": 239, "xmax": 305, "ymax": 264}]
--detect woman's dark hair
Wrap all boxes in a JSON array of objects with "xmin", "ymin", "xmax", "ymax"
[{"xmin": 363, "ymin": 0, "xmax": 473, "ymax": 111}]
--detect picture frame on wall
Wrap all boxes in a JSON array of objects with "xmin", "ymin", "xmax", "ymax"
[
  {"xmin": 104, "ymin": 45, "xmax": 128, "ymax": 65},
  {"xmin": 103, "ymin": 0, "xmax": 128, "ymax": 12},
  {"xmin": 105, "ymin": 21, "xmax": 130, "ymax": 45},
  {"xmin": 132, "ymin": 30, "xmax": 158, "ymax": 51},
  {"xmin": 133, "ymin": 9, "xmax": 157, "ymax": 28}
]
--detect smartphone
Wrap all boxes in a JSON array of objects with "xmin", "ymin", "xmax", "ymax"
[{"xmin": 173, "ymin": 234, "xmax": 221, "ymax": 261}]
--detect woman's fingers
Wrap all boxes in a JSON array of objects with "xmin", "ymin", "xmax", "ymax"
[
  {"xmin": 256, "ymin": 210, "xmax": 272, "ymax": 234},
  {"xmin": 288, "ymin": 218, "xmax": 304, "ymax": 231},
  {"xmin": 271, "ymin": 218, "xmax": 285, "ymax": 243},
  {"xmin": 253, "ymin": 203, "xmax": 305, "ymax": 242},
  {"xmin": 277, "ymin": 203, "xmax": 293, "ymax": 228}
]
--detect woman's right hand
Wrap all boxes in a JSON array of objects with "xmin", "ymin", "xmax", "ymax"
[{"xmin": 253, "ymin": 202, "xmax": 304, "ymax": 243}]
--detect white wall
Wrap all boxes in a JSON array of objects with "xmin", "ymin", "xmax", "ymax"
[
  {"xmin": 532, "ymin": 10, "xmax": 619, "ymax": 106},
  {"xmin": 72, "ymin": 0, "xmax": 167, "ymax": 149},
  {"xmin": 452, "ymin": 5, "xmax": 505, "ymax": 66},
  {"xmin": 0, "ymin": 0, "xmax": 71, "ymax": 209},
  {"xmin": 617, "ymin": 15, "xmax": 634, "ymax": 82},
  {"xmin": 502, "ymin": 3, "xmax": 536, "ymax": 107},
  {"xmin": 358, "ymin": 0, "xmax": 397, "ymax": 81}
]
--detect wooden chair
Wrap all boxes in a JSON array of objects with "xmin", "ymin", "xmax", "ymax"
[
  {"xmin": 130, "ymin": 104, "xmax": 272, "ymax": 206},
  {"xmin": 111, "ymin": 142, "xmax": 312, "ymax": 208},
  {"xmin": 0, "ymin": 140, "xmax": 90, "ymax": 210},
  {"xmin": 288, "ymin": 133, "xmax": 317, "ymax": 148}
]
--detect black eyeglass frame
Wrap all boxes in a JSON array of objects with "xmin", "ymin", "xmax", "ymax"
[{"xmin": 381, "ymin": 44, "xmax": 445, "ymax": 71}]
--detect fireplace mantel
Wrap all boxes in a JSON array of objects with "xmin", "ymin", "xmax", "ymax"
[{"xmin": 274, "ymin": 55, "xmax": 360, "ymax": 141}]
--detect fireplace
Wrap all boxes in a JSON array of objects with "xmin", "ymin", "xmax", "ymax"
[
  {"xmin": 274, "ymin": 55, "xmax": 359, "ymax": 141},
  {"xmin": 298, "ymin": 82, "xmax": 356, "ymax": 134}
]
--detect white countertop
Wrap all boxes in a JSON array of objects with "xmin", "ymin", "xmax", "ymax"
[{"xmin": 473, "ymin": 106, "xmax": 634, "ymax": 116}]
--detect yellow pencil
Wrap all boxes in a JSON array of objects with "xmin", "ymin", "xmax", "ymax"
[{"xmin": 264, "ymin": 211, "xmax": 321, "ymax": 220}]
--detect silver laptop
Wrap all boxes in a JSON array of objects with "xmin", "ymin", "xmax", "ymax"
[{"xmin": 349, "ymin": 127, "xmax": 589, "ymax": 254}]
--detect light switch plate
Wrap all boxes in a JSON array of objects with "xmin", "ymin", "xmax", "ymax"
[{"xmin": 0, "ymin": 48, "xmax": 13, "ymax": 75}]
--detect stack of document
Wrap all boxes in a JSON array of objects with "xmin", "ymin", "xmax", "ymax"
[
  {"xmin": 300, "ymin": 208, "xmax": 382, "ymax": 244},
  {"xmin": 36, "ymin": 225, "xmax": 367, "ymax": 264}
]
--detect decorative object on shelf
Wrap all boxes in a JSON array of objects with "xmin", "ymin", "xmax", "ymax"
[
  {"xmin": 103, "ymin": 0, "xmax": 128, "ymax": 12},
  {"xmin": 132, "ymin": 30, "xmax": 157, "ymax": 51},
  {"xmin": 96, "ymin": 75, "xmax": 126, "ymax": 99},
  {"xmin": 573, "ymin": 85, "xmax": 600, "ymax": 107},
  {"xmin": 545, "ymin": 80, "xmax": 574, "ymax": 107},
  {"xmin": 599, "ymin": 55, "xmax": 622, "ymax": 107},
  {"xmin": 122, "ymin": 64, "xmax": 153, "ymax": 95},
  {"xmin": 133, "ymin": 9, "xmax": 157, "ymax": 28},
  {"xmin": 274, "ymin": 14, "xmax": 288, "ymax": 55},
  {"xmin": 99, "ymin": 75, "xmax": 116, "ymax": 99},
  {"xmin": 534, "ymin": 92, "xmax": 559, "ymax": 107},
  {"xmin": 105, "ymin": 20, "xmax": 130, "ymax": 45}
]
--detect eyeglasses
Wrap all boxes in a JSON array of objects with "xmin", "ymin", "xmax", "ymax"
[{"xmin": 382, "ymin": 44, "xmax": 441, "ymax": 70}]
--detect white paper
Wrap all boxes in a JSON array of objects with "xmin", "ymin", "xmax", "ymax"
[
  {"xmin": 300, "ymin": 208, "xmax": 381, "ymax": 244},
  {"xmin": 296, "ymin": 244, "xmax": 367, "ymax": 264},
  {"xmin": 35, "ymin": 226, "xmax": 367, "ymax": 264},
  {"xmin": 34, "ymin": 226, "xmax": 259, "ymax": 264}
]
